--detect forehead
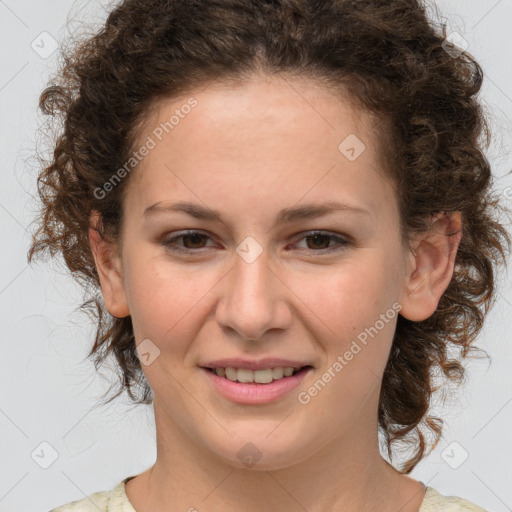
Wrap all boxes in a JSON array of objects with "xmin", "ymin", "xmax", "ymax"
[
  {"xmin": 124, "ymin": 75, "xmax": 396, "ymax": 224},
  {"xmin": 139, "ymin": 74, "xmax": 372, "ymax": 153}
]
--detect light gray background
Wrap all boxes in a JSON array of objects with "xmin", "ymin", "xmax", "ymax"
[{"xmin": 1, "ymin": 1, "xmax": 511, "ymax": 511}]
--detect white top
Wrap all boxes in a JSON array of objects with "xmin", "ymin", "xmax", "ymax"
[{"xmin": 48, "ymin": 476, "xmax": 488, "ymax": 511}]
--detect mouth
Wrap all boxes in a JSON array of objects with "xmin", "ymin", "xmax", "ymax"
[
  {"xmin": 200, "ymin": 363, "xmax": 314, "ymax": 404},
  {"xmin": 202, "ymin": 365, "xmax": 313, "ymax": 384}
]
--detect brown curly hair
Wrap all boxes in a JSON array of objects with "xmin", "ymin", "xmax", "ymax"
[{"xmin": 28, "ymin": 0, "xmax": 510, "ymax": 473}]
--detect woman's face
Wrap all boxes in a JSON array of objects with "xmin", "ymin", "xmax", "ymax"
[{"xmin": 101, "ymin": 75, "xmax": 416, "ymax": 468}]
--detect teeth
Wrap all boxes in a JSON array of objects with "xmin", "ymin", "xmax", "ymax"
[
  {"xmin": 237, "ymin": 368, "xmax": 254, "ymax": 383},
  {"xmin": 254, "ymin": 369, "xmax": 273, "ymax": 384},
  {"xmin": 272, "ymin": 367, "xmax": 284, "ymax": 379},
  {"xmin": 224, "ymin": 367, "xmax": 237, "ymax": 380},
  {"xmin": 214, "ymin": 366, "xmax": 301, "ymax": 383}
]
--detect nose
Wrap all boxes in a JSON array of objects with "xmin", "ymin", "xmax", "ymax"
[{"xmin": 215, "ymin": 249, "xmax": 292, "ymax": 341}]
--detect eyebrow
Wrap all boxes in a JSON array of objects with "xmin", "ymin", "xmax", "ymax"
[{"xmin": 143, "ymin": 200, "xmax": 370, "ymax": 228}]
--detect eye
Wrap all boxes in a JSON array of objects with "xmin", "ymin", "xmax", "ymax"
[
  {"xmin": 160, "ymin": 230, "xmax": 350, "ymax": 256},
  {"xmin": 161, "ymin": 230, "xmax": 216, "ymax": 254},
  {"xmin": 291, "ymin": 231, "xmax": 350, "ymax": 252}
]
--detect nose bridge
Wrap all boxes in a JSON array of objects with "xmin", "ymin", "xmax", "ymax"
[{"xmin": 216, "ymin": 248, "xmax": 290, "ymax": 340}]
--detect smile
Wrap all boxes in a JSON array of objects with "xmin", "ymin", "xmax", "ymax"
[
  {"xmin": 201, "ymin": 366, "xmax": 313, "ymax": 404},
  {"xmin": 208, "ymin": 366, "xmax": 304, "ymax": 383}
]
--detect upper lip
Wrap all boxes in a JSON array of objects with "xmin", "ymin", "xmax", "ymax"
[{"xmin": 200, "ymin": 358, "xmax": 313, "ymax": 371}]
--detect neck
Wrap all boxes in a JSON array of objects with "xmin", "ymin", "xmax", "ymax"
[{"xmin": 125, "ymin": 402, "xmax": 426, "ymax": 512}]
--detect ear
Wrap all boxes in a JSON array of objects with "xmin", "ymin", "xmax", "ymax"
[
  {"xmin": 88, "ymin": 210, "xmax": 130, "ymax": 318},
  {"xmin": 400, "ymin": 212, "xmax": 462, "ymax": 322}
]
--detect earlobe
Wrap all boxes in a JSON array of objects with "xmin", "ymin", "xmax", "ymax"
[
  {"xmin": 400, "ymin": 212, "xmax": 462, "ymax": 322},
  {"xmin": 88, "ymin": 211, "xmax": 130, "ymax": 318}
]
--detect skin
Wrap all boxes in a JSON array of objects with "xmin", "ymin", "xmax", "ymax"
[{"xmin": 89, "ymin": 73, "xmax": 462, "ymax": 512}]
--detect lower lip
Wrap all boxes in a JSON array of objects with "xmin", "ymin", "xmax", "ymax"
[{"xmin": 201, "ymin": 367, "xmax": 312, "ymax": 404}]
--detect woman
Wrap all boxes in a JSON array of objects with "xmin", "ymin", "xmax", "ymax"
[{"xmin": 30, "ymin": 0, "xmax": 509, "ymax": 510}]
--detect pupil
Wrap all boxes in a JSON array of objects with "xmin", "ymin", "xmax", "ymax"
[
  {"xmin": 185, "ymin": 234, "xmax": 205, "ymax": 248},
  {"xmin": 309, "ymin": 234, "xmax": 329, "ymax": 249}
]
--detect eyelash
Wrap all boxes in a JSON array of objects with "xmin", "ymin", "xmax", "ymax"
[{"xmin": 160, "ymin": 230, "xmax": 350, "ymax": 255}]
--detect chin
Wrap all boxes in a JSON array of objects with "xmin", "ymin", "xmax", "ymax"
[{"xmin": 207, "ymin": 433, "xmax": 314, "ymax": 471}]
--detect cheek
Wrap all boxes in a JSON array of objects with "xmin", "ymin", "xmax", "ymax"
[
  {"xmin": 124, "ymin": 249, "xmax": 227, "ymax": 350},
  {"xmin": 124, "ymin": 241, "xmax": 403, "ymax": 353},
  {"xmin": 301, "ymin": 253, "xmax": 402, "ymax": 382},
  {"xmin": 302, "ymin": 258, "xmax": 395, "ymax": 334}
]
